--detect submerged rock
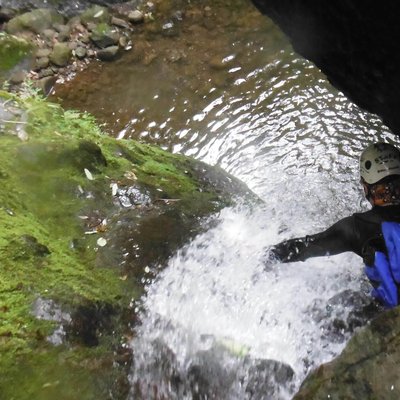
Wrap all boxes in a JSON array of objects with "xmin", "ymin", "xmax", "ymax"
[{"xmin": 96, "ymin": 44, "xmax": 119, "ymax": 61}]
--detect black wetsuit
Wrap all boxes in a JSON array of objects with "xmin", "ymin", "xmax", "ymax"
[{"xmin": 270, "ymin": 205, "xmax": 400, "ymax": 265}]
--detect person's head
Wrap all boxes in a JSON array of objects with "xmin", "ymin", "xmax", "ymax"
[{"xmin": 360, "ymin": 142, "xmax": 400, "ymax": 206}]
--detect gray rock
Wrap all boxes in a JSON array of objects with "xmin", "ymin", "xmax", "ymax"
[
  {"xmin": 96, "ymin": 45, "xmax": 119, "ymax": 61},
  {"xmin": 80, "ymin": 5, "xmax": 110, "ymax": 26},
  {"xmin": 111, "ymin": 16, "xmax": 131, "ymax": 29},
  {"xmin": 49, "ymin": 42, "xmax": 72, "ymax": 67},
  {"xmin": 6, "ymin": 8, "xmax": 64, "ymax": 35},
  {"xmin": 74, "ymin": 46, "xmax": 87, "ymax": 59},
  {"xmin": 128, "ymin": 10, "xmax": 144, "ymax": 24},
  {"xmin": 90, "ymin": 23, "xmax": 120, "ymax": 49}
]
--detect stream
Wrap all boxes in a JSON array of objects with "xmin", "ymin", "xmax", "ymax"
[{"xmin": 53, "ymin": 0, "xmax": 397, "ymax": 398}]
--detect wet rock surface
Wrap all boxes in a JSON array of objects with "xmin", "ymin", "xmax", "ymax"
[
  {"xmin": 294, "ymin": 306, "xmax": 400, "ymax": 400},
  {"xmin": 251, "ymin": 0, "xmax": 400, "ymax": 135}
]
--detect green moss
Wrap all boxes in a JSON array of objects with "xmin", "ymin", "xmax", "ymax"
[
  {"xmin": 0, "ymin": 86, "xmax": 246, "ymax": 397},
  {"xmin": 0, "ymin": 33, "xmax": 32, "ymax": 73}
]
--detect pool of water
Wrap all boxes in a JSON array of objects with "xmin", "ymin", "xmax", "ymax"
[{"xmin": 53, "ymin": 0, "xmax": 398, "ymax": 398}]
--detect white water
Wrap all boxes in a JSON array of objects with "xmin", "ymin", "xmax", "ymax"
[{"xmin": 126, "ymin": 24, "xmax": 399, "ymax": 400}]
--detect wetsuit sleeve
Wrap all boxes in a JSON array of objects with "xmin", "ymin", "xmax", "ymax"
[{"xmin": 268, "ymin": 216, "xmax": 357, "ymax": 263}]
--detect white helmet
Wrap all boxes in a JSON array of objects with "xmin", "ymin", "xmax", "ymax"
[{"xmin": 360, "ymin": 142, "xmax": 400, "ymax": 184}]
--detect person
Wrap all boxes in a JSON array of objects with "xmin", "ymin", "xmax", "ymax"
[{"xmin": 268, "ymin": 142, "xmax": 400, "ymax": 308}]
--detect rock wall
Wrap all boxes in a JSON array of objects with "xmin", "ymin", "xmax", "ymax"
[{"xmin": 251, "ymin": 0, "xmax": 400, "ymax": 135}]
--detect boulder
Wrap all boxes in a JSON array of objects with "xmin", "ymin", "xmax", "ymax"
[{"xmin": 5, "ymin": 8, "xmax": 64, "ymax": 35}]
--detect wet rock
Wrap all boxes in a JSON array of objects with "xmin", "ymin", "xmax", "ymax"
[
  {"xmin": 6, "ymin": 8, "xmax": 64, "ymax": 35},
  {"xmin": 209, "ymin": 54, "xmax": 236, "ymax": 70},
  {"xmin": 97, "ymin": 45, "xmax": 119, "ymax": 61},
  {"xmin": 111, "ymin": 16, "xmax": 131, "ymax": 29},
  {"xmin": 294, "ymin": 306, "xmax": 400, "ymax": 399},
  {"xmin": 128, "ymin": 10, "xmax": 144, "ymax": 24},
  {"xmin": 49, "ymin": 42, "xmax": 72, "ymax": 66},
  {"xmin": 161, "ymin": 20, "xmax": 179, "ymax": 37},
  {"xmin": 80, "ymin": 5, "xmax": 110, "ymax": 26},
  {"xmin": 90, "ymin": 23, "xmax": 120, "ymax": 48},
  {"xmin": 66, "ymin": 302, "xmax": 116, "ymax": 346},
  {"xmin": 245, "ymin": 359, "xmax": 295, "ymax": 399},
  {"xmin": 165, "ymin": 48, "xmax": 186, "ymax": 63}
]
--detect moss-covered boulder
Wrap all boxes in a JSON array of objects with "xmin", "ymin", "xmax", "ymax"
[
  {"xmin": 294, "ymin": 307, "xmax": 400, "ymax": 399},
  {"xmin": 5, "ymin": 8, "xmax": 64, "ymax": 35},
  {"xmin": 0, "ymin": 88, "xmax": 255, "ymax": 399},
  {"xmin": 0, "ymin": 33, "xmax": 32, "ymax": 78}
]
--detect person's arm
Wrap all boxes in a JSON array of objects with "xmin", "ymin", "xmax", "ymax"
[{"xmin": 268, "ymin": 216, "xmax": 357, "ymax": 263}]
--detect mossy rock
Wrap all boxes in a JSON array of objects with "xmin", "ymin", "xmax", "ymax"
[
  {"xmin": 0, "ymin": 33, "xmax": 32, "ymax": 75},
  {"xmin": 80, "ymin": 5, "xmax": 110, "ymax": 26},
  {"xmin": 0, "ymin": 88, "xmax": 255, "ymax": 399},
  {"xmin": 90, "ymin": 23, "xmax": 120, "ymax": 49},
  {"xmin": 49, "ymin": 42, "xmax": 72, "ymax": 67},
  {"xmin": 5, "ymin": 9, "xmax": 64, "ymax": 35}
]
